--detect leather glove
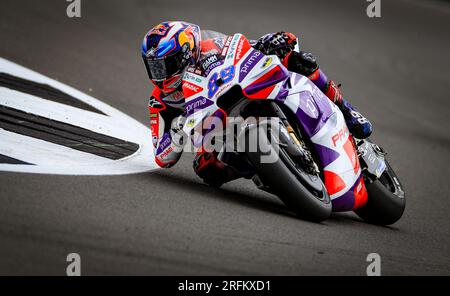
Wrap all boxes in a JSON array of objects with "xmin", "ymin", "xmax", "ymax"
[{"xmin": 254, "ymin": 32, "xmax": 297, "ymax": 59}]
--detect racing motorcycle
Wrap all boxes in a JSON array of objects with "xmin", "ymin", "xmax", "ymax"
[{"xmin": 181, "ymin": 31, "xmax": 405, "ymax": 224}]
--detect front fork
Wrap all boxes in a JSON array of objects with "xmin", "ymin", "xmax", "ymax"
[
  {"xmin": 216, "ymin": 99, "xmax": 320, "ymax": 178},
  {"xmin": 268, "ymin": 102, "xmax": 320, "ymax": 175}
]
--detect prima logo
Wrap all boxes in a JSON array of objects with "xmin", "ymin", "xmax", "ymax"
[
  {"xmin": 185, "ymin": 97, "xmax": 213, "ymax": 116},
  {"xmin": 204, "ymin": 61, "xmax": 223, "ymax": 76},
  {"xmin": 240, "ymin": 51, "xmax": 262, "ymax": 74},
  {"xmin": 158, "ymin": 135, "xmax": 172, "ymax": 151},
  {"xmin": 239, "ymin": 50, "xmax": 263, "ymax": 82}
]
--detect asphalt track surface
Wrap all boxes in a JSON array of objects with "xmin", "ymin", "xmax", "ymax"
[{"xmin": 0, "ymin": 0, "xmax": 449, "ymax": 275}]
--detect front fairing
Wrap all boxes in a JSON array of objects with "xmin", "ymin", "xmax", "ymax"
[{"xmin": 181, "ymin": 33, "xmax": 290, "ymax": 139}]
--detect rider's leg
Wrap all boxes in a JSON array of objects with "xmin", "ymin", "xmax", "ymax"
[
  {"xmin": 319, "ymin": 75, "xmax": 373, "ymax": 139},
  {"xmin": 193, "ymin": 109, "xmax": 253, "ymax": 187}
]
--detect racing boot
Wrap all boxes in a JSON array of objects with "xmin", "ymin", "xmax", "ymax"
[
  {"xmin": 324, "ymin": 80, "xmax": 373, "ymax": 139},
  {"xmin": 193, "ymin": 151, "xmax": 238, "ymax": 188}
]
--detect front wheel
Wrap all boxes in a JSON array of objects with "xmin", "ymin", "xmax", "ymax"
[
  {"xmin": 241, "ymin": 120, "xmax": 332, "ymax": 222},
  {"xmin": 355, "ymin": 161, "xmax": 406, "ymax": 225}
]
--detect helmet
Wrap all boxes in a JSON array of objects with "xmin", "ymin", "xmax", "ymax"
[{"xmin": 142, "ymin": 21, "xmax": 201, "ymax": 93}]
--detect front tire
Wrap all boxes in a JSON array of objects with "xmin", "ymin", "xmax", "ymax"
[
  {"xmin": 242, "ymin": 121, "xmax": 332, "ymax": 222},
  {"xmin": 355, "ymin": 161, "xmax": 405, "ymax": 225}
]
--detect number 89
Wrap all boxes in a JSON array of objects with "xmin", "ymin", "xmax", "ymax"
[{"xmin": 208, "ymin": 65, "xmax": 235, "ymax": 97}]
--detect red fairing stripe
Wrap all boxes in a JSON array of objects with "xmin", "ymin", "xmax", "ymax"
[
  {"xmin": 282, "ymin": 52, "xmax": 293, "ymax": 68},
  {"xmin": 343, "ymin": 135, "xmax": 360, "ymax": 175},
  {"xmin": 182, "ymin": 81, "xmax": 203, "ymax": 98},
  {"xmin": 234, "ymin": 36, "xmax": 252, "ymax": 65},
  {"xmin": 324, "ymin": 170, "xmax": 346, "ymax": 196},
  {"xmin": 308, "ymin": 69, "xmax": 320, "ymax": 81},
  {"xmin": 353, "ymin": 177, "xmax": 368, "ymax": 209},
  {"xmin": 155, "ymin": 156, "xmax": 176, "ymax": 168}
]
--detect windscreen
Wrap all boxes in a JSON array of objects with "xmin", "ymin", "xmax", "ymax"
[{"xmin": 201, "ymin": 30, "xmax": 228, "ymax": 41}]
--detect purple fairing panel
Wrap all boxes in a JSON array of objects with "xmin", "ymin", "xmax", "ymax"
[
  {"xmin": 314, "ymin": 143, "xmax": 341, "ymax": 168},
  {"xmin": 185, "ymin": 96, "xmax": 214, "ymax": 116},
  {"xmin": 293, "ymin": 86, "xmax": 341, "ymax": 172},
  {"xmin": 331, "ymin": 176, "xmax": 362, "ymax": 212},
  {"xmin": 310, "ymin": 69, "xmax": 328, "ymax": 91},
  {"xmin": 156, "ymin": 132, "xmax": 172, "ymax": 155},
  {"xmin": 204, "ymin": 59, "xmax": 225, "ymax": 76},
  {"xmin": 282, "ymin": 76, "xmax": 358, "ymax": 210},
  {"xmin": 296, "ymin": 81, "xmax": 359, "ymax": 212},
  {"xmin": 292, "ymin": 79, "xmax": 333, "ymax": 139},
  {"xmin": 275, "ymin": 84, "xmax": 290, "ymax": 101},
  {"xmin": 274, "ymin": 72, "xmax": 298, "ymax": 102},
  {"xmin": 244, "ymin": 65, "xmax": 290, "ymax": 96},
  {"xmin": 238, "ymin": 50, "xmax": 264, "ymax": 82}
]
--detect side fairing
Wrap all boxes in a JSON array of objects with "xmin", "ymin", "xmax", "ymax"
[{"xmin": 281, "ymin": 74, "xmax": 365, "ymax": 211}]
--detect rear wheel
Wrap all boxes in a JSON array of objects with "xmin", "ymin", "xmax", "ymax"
[{"xmin": 355, "ymin": 161, "xmax": 405, "ymax": 225}]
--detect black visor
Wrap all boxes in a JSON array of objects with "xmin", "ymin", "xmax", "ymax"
[{"xmin": 143, "ymin": 48, "xmax": 186, "ymax": 81}]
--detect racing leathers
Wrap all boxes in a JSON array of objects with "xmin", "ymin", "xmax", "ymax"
[{"xmin": 148, "ymin": 32, "xmax": 373, "ymax": 185}]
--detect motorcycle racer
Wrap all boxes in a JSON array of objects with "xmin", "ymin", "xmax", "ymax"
[{"xmin": 141, "ymin": 21, "xmax": 373, "ymax": 185}]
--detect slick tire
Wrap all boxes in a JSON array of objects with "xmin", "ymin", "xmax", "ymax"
[
  {"xmin": 355, "ymin": 161, "xmax": 406, "ymax": 226},
  {"xmin": 242, "ymin": 123, "xmax": 331, "ymax": 223}
]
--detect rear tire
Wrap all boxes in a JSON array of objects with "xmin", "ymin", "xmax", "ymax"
[{"xmin": 355, "ymin": 161, "xmax": 405, "ymax": 225}]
